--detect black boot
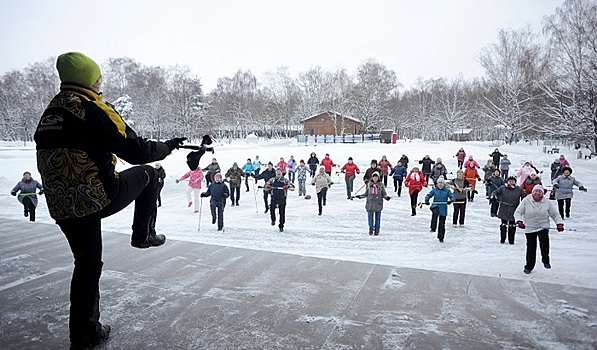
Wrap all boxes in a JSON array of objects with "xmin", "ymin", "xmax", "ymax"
[
  {"xmin": 131, "ymin": 216, "xmax": 165, "ymax": 248},
  {"xmin": 500, "ymin": 224, "xmax": 507, "ymax": 243},
  {"xmin": 70, "ymin": 324, "xmax": 111, "ymax": 350},
  {"xmin": 508, "ymin": 225, "xmax": 516, "ymax": 244}
]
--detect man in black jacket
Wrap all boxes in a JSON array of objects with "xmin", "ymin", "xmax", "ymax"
[
  {"xmin": 419, "ymin": 155, "xmax": 435, "ymax": 182},
  {"xmin": 363, "ymin": 159, "xmax": 381, "ymax": 184},
  {"xmin": 265, "ymin": 168, "xmax": 295, "ymax": 231},
  {"xmin": 34, "ymin": 52, "xmax": 186, "ymax": 349},
  {"xmin": 257, "ymin": 162, "xmax": 276, "ymax": 213},
  {"xmin": 489, "ymin": 148, "xmax": 503, "ymax": 166}
]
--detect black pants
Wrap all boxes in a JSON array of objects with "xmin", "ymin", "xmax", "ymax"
[
  {"xmin": 288, "ymin": 171, "xmax": 295, "ymax": 183},
  {"xmin": 490, "ymin": 200, "xmax": 499, "ymax": 216},
  {"xmin": 56, "ymin": 165, "xmax": 159, "ymax": 344},
  {"xmin": 210, "ymin": 203, "xmax": 224, "ymax": 230},
  {"xmin": 22, "ymin": 196, "xmax": 36, "ymax": 222},
  {"xmin": 317, "ymin": 187, "xmax": 328, "ymax": 212},
  {"xmin": 309, "ymin": 166, "xmax": 317, "ymax": 177},
  {"xmin": 270, "ymin": 198, "xmax": 286, "ymax": 229},
  {"xmin": 457, "ymin": 160, "xmax": 463, "ymax": 169},
  {"xmin": 467, "ymin": 188, "xmax": 476, "ymax": 201},
  {"xmin": 253, "ymin": 169, "xmax": 260, "ymax": 183},
  {"xmin": 452, "ymin": 202, "xmax": 466, "ymax": 225},
  {"xmin": 500, "ymin": 219, "xmax": 516, "ymax": 244},
  {"xmin": 157, "ymin": 183, "xmax": 164, "ymax": 206},
  {"xmin": 382, "ymin": 174, "xmax": 388, "ymax": 186},
  {"xmin": 263, "ymin": 191, "xmax": 270, "ymax": 211},
  {"xmin": 230, "ymin": 186, "xmax": 240, "ymax": 205},
  {"xmin": 245, "ymin": 174, "xmax": 251, "ymax": 191},
  {"xmin": 205, "ymin": 173, "xmax": 213, "ymax": 186},
  {"xmin": 557, "ymin": 198, "xmax": 572, "ymax": 218},
  {"xmin": 525, "ymin": 229, "xmax": 550, "ymax": 271},
  {"xmin": 501, "ymin": 170, "xmax": 509, "ymax": 180},
  {"xmin": 430, "ymin": 207, "xmax": 447, "ymax": 240},
  {"xmin": 393, "ymin": 178, "xmax": 403, "ymax": 195},
  {"xmin": 409, "ymin": 189, "xmax": 420, "ymax": 215}
]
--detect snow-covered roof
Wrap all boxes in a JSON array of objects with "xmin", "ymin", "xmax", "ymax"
[
  {"xmin": 452, "ymin": 129, "xmax": 474, "ymax": 134},
  {"xmin": 300, "ymin": 111, "xmax": 362, "ymax": 124}
]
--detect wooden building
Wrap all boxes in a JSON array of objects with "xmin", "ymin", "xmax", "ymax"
[
  {"xmin": 451, "ymin": 129, "xmax": 474, "ymax": 142},
  {"xmin": 300, "ymin": 111, "xmax": 363, "ymax": 136}
]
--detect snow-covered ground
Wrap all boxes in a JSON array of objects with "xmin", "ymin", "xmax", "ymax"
[{"xmin": 1, "ymin": 139, "xmax": 595, "ymax": 289}]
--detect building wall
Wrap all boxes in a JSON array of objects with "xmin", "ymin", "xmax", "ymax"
[{"xmin": 303, "ymin": 113, "xmax": 363, "ymax": 135}]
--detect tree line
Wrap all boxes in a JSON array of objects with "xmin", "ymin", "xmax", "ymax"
[{"xmin": 0, "ymin": 0, "xmax": 595, "ymax": 150}]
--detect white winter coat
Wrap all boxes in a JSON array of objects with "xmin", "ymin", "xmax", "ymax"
[
  {"xmin": 311, "ymin": 172, "xmax": 332, "ymax": 193},
  {"xmin": 514, "ymin": 195, "xmax": 563, "ymax": 234}
]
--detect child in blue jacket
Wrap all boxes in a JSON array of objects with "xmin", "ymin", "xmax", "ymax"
[{"xmin": 424, "ymin": 178, "xmax": 456, "ymax": 242}]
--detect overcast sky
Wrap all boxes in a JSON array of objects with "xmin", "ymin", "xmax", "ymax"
[{"xmin": 1, "ymin": 0, "xmax": 565, "ymax": 92}]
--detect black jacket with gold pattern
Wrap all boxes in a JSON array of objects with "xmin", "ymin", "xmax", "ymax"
[{"xmin": 34, "ymin": 83, "xmax": 172, "ymax": 220}]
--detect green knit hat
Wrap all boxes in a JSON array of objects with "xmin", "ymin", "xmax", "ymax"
[{"xmin": 56, "ymin": 52, "xmax": 101, "ymax": 87}]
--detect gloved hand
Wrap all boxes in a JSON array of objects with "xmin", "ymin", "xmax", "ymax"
[
  {"xmin": 311, "ymin": 183, "xmax": 315, "ymax": 186},
  {"xmin": 165, "ymin": 137, "xmax": 187, "ymax": 151},
  {"xmin": 552, "ymin": 184, "xmax": 559, "ymax": 189},
  {"xmin": 425, "ymin": 200, "xmax": 430, "ymax": 205},
  {"xmin": 579, "ymin": 186, "xmax": 587, "ymax": 192},
  {"xmin": 38, "ymin": 190, "xmax": 44, "ymax": 195},
  {"xmin": 175, "ymin": 179, "xmax": 180, "ymax": 184},
  {"xmin": 250, "ymin": 173, "xmax": 255, "ymax": 178},
  {"xmin": 11, "ymin": 192, "xmax": 16, "ymax": 196},
  {"xmin": 266, "ymin": 184, "xmax": 272, "ymax": 190},
  {"xmin": 489, "ymin": 196, "xmax": 497, "ymax": 203},
  {"xmin": 556, "ymin": 224, "xmax": 564, "ymax": 232},
  {"xmin": 517, "ymin": 221, "xmax": 526, "ymax": 229},
  {"xmin": 282, "ymin": 185, "xmax": 289, "ymax": 190},
  {"xmin": 357, "ymin": 171, "xmax": 360, "ymax": 174},
  {"xmin": 385, "ymin": 196, "xmax": 391, "ymax": 201},
  {"xmin": 329, "ymin": 182, "xmax": 333, "ymax": 187},
  {"xmin": 200, "ymin": 192, "xmax": 208, "ymax": 197},
  {"xmin": 447, "ymin": 200, "xmax": 452, "ymax": 205}
]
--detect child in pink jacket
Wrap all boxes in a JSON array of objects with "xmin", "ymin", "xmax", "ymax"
[{"xmin": 178, "ymin": 168, "xmax": 205, "ymax": 212}]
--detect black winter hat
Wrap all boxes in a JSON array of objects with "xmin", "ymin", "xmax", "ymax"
[
  {"xmin": 562, "ymin": 166, "xmax": 572, "ymax": 174},
  {"xmin": 371, "ymin": 159, "xmax": 377, "ymax": 164},
  {"xmin": 186, "ymin": 150, "xmax": 205, "ymax": 171},
  {"xmin": 507, "ymin": 175, "xmax": 517, "ymax": 182}
]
